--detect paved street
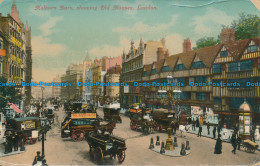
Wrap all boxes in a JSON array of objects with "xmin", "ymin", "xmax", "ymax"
[{"xmin": 0, "ymin": 107, "xmax": 259, "ymax": 165}]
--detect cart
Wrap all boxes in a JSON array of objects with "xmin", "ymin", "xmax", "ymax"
[
  {"xmin": 152, "ymin": 108, "xmax": 176, "ymax": 132},
  {"xmin": 86, "ymin": 131, "xmax": 127, "ymax": 163},
  {"xmin": 129, "ymin": 104, "xmax": 154, "ymax": 134},
  {"xmin": 103, "ymin": 103, "xmax": 122, "ymax": 123},
  {"xmin": 241, "ymin": 139, "xmax": 259, "ymax": 153}
]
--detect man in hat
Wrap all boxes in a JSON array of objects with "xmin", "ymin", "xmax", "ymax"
[{"xmin": 214, "ymin": 134, "xmax": 222, "ymax": 154}]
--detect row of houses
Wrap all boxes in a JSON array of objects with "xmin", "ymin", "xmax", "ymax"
[{"xmin": 121, "ymin": 28, "xmax": 260, "ymax": 127}]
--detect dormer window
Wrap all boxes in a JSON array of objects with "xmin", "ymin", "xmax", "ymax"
[
  {"xmin": 175, "ymin": 64, "xmax": 186, "ymax": 71},
  {"xmin": 161, "ymin": 66, "xmax": 170, "ymax": 72},
  {"xmin": 248, "ymin": 45, "xmax": 258, "ymax": 53},
  {"xmin": 220, "ymin": 50, "xmax": 228, "ymax": 57},
  {"xmin": 151, "ymin": 69, "xmax": 157, "ymax": 74},
  {"xmin": 191, "ymin": 61, "xmax": 206, "ymax": 69},
  {"xmin": 143, "ymin": 71, "xmax": 148, "ymax": 76}
]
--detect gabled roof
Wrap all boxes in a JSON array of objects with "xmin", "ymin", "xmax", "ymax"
[
  {"xmin": 166, "ymin": 55, "xmax": 179, "ymax": 70},
  {"xmin": 196, "ymin": 44, "xmax": 223, "ymax": 67},
  {"xmin": 143, "ymin": 64, "xmax": 153, "ymax": 75},
  {"xmin": 252, "ymin": 37, "xmax": 260, "ymax": 47},
  {"xmin": 155, "ymin": 59, "xmax": 165, "ymax": 72},
  {"xmin": 178, "ymin": 50, "xmax": 197, "ymax": 69},
  {"xmin": 224, "ymin": 39, "xmax": 250, "ymax": 61}
]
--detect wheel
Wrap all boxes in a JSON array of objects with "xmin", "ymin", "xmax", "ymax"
[
  {"xmin": 94, "ymin": 147, "xmax": 103, "ymax": 163},
  {"xmin": 72, "ymin": 130, "xmax": 85, "ymax": 142},
  {"xmin": 89, "ymin": 147, "xmax": 94, "ymax": 161},
  {"xmin": 117, "ymin": 151, "xmax": 126, "ymax": 163}
]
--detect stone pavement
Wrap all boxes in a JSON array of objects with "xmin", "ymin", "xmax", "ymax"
[{"xmin": 187, "ymin": 125, "xmax": 260, "ymax": 150}]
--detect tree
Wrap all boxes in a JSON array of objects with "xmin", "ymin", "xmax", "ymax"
[
  {"xmin": 0, "ymin": 77, "xmax": 19, "ymax": 111},
  {"xmin": 194, "ymin": 37, "xmax": 219, "ymax": 50},
  {"xmin": 231, "ymin": 13, "xmax": 260, "ymax": 40}
]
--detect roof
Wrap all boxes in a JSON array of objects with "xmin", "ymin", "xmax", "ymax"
[
  {"xmin": 252, "ymin": 37, "xmax": 260, "ymax": 47},
  {"xmin": 166, "ymin": 55, "xmax": 179, "ymax": 70},
  {"xmin": 143, "ymin": 64, "xmax": 153, "ymax": 75},
  {"xmin": 178, "ymin": 50, "xmax": 197, "ymax": 69},
  {"xmin": 224, "ymin": 39, "xmax": 250, "ymax": 61},
  {"xmin": 196, "ymin": 44, "xmax": 223, "ymax": 67}
]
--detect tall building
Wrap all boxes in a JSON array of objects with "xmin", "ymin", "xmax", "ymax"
[
  {"xmin": 84, "ymin": 67, "xmax": 93, "ymax": 103},
  {"xmin": 0, "ymin": 0, "xmax": 32, "ymax": 111},
  {"xmin": 104, "ymin": 65, "xmax": 122, "ymax": 103},
  {"xmin": 120, "ymin": 38, "xmax": 169, "ymax": 107}
]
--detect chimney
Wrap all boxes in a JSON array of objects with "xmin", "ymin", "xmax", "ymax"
[
  {"xmin": 157, "ymin": 47, "xmax": 164, "ymax": 61},
  {"xmin": 183, "ymin": 38, "xmax": 191, "ymax": 53},
  {"xmin": 220, "ymin": 28, "xmax": 236, "ymax": 43}
]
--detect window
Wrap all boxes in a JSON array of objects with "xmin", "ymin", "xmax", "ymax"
[
  {"xmin": 161, "ymin": 78, "xmax": 168, "ymax": 84},
  {"xmin": 143, "ymin": 71, "xmax": 148, "ymax": 76},
  {"xmin": 228, "ymin": 78, "xmax": 254, "ymax": 88},
  {"xmin": 177, "ymin": 78, "xmax": 185, "ymax": 84},
  {"xmin": 248, "ymin": 45, "xmax": 258, "ymax": 53},
  {"xmin": 228, "ymin": 60, "xmax": 252, "ymax": 72},
  {"xmin": 214, "ymin": 97, "xmax": 221, "ymax": 104},
  {"xmin": 161, "ymin": 66, "xmax": 170, "ymax": 72},
  {"xmin": 151, "ymin": 69, "xmax": 157, "ymax": 74},
  {"xmin": 213, "ymin": 64, "xmax": 222, "ymax": 74},
  {"xmin": 196, "ymin": 92, "xmax": 206, "ymax": 101},
  {"xmin": 175, "ymin": 64, "xmax": 186, "ymax": 71},
  {"xmin": 220, "ymin": 50, "xmax": 228, "ymax": 57},
  {"xmin": 196, "ymin": 76, "xmax": 207, "ymax": 83},
  {"xmin": 191, "ymin": 61, "xmax": 206, "ymax": 69},
  {"xmin": 174, "ymin": 92, "xmax": 190, "ymax": 100}
]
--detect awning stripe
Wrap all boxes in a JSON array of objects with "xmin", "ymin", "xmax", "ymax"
[{"xmin": 8, "ymin": 103, "xmax": 22, "ymax": 113}]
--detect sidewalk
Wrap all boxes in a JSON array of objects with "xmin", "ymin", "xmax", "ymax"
[
  {"xmin": 0, "ymin": 143, "xmax": 26, "ymax": 157},
  {"xmin": 187, "ymin": 125, "xmax": 260, "ymax": 151}
]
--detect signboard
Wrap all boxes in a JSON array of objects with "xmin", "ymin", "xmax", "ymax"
[
  {"xmin": 0, "ymin": 49, "xmax": 6, "ymax": 56},
  {"xmin": 124, "ymin": 85, "xmax": 129, "ymax": 93},
  {"xmin": 71, "ymin": 113, "xmax": 96, "ymax": 119},
  {"xmin": 23, "ymin": 121, "xmax": 35, "ymax": 129}
]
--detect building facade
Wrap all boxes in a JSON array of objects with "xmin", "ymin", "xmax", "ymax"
[
  {"xmin": 120, "ymin": 38, "xmax": 169, "ymax": 108},
  {"xmin": 84, "ymin": 67, "xmax": 93, "ymax": 103},
  {"xmin": 104, "ymin": 65, "xmax": 122, "ymax": 103},
  {"xmin": 141, "ymin": 30, "xmax": 260, "ymax": 127},
  {"xmin": 52, "ymin": 74, "xmax": 61, "ymax": 99}
]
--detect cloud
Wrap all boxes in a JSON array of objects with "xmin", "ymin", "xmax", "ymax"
[
  {"xmin": 32, "ymin": 67, "xmax": 64, "ymax": 82},
  {"xmin": 39, "ymin": 16, "xmax": 63, "ymax": 36},
  {"xmin": 89, "ymin": 37, "xmax": 140, "ymax": 58},
  {"xmin": 113, "ymin": 15, "xmax": 178, "ymax": 34},
  {"xmin": 192, "ymin": 8, "xmax": 235, "ymax": 35},
  {"xmin": 32, "ymin": 16, "xmax": 66, "ymax": 57},
  {"xmin": 32, "ymin": 36, "xmax": 66, "ymax": 57}
]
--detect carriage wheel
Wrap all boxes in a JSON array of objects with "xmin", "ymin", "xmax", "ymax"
[
  {"xmin": 117, "ymin": 150, "xmax": 126, "ymax": 163},
  {"xmin": 94, "ymin": 147, "xmax": 103, "ymax": 163},
  {"xmin": 72, "ymin": 130, "xmax": 85, "ymax": 142},
  {"xmin": 89, "ymin": 147, "xmax": 94, "ymax": 161}
]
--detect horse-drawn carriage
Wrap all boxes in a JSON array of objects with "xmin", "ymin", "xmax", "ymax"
[
  {"xmin": 61, "ymin": 110, "xmax": 101, "ymax": 141},
  {"xmin": 103, "ymin": 102, "xmax": 122, "ymax": 123},
  {"xmin": 44, "ymin": 107, "xmax": 55, "ymax": 124},
  {"xmin": 5, "ymin": 117, "xmax": 45, "ymax": 145},
  {"xmin": 86, "ymin": 131, "xmax": 127, "ymax": 163},
  {"xmin": 129, "ymin": 104, "xmax": 154, "ymax": 134},
  {"xmin": 152, "ymin": 108, "xmax": 177, "ymax": 132}
]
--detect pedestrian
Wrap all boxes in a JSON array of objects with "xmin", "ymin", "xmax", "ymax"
[
  {"xmin": 237, "ymin": 136, "xmax": 241, "ymax": 150},
  {"xmin": 188, "ymin": 116, "xmax": 192, "ymax": 124},
  {"xmin": 250, "ymin": 127, "xmax": 255, "ymax": 142},
  {"xmin": 231, "ymin": 133, "xmax": 237, "ymax": 154},
  {"xmin": 207, "ymin": 122, "xmax": 210, "ymax": 135},
  {"xmin": 192, "ymin": 119, "xmax": 196, "ymax": 131},
  {"xmin": 214, "ymin": 134, "xmax": 222, "ymax": 154},
  {"xmin": 196, "ymin": 118, "xmax": 199, "ymax": 128},
  {"xmin": 14, "ymin": 132, "xmax": 19, "ymax": 151},
  {"xmin": 217, "ymin": 125, "xmax": 221, "ymax": 136},
  {"xmin": 198, "ymin": 125, "xmax": 202, "ymax": 137},
  {"xmin": 7, "ymin": 132, "xmax": 13, "ymax": 153},
  {"xmin": 213, "ymin": 126, "xmax": 216, "ymax": 139}
]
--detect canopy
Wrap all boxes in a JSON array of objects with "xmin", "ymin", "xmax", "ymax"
[{"xmin": 8, "ymin": 103, "xmax": 22, "ymax": 113}]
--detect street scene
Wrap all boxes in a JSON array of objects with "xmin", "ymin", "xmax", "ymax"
[{"xmin": 0, "ymin": 0, "xmax": 260, "ymax": 165}]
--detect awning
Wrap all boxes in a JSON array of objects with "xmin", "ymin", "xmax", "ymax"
[{"xmin": 8, "ymin": 103, "xmax": 22, "ymax": 113}]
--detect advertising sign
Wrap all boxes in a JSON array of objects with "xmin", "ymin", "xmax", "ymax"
[
  {"xmin": 124, "ymin": 85, "xmax": 129, "ymax": 93},
  {"xmin": 71, "ymin": 113, "xmax": 96, "ymax": 119},
  {"xmin": 23, "ymin": 121, "xmax": 35, "ymax": 129}
]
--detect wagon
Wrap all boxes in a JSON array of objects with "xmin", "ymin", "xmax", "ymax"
[
  {"xmin": 129, "ymin": 106, "xmax": 154, "ymax": 134},
  {"xmin": 103, "ymin": 103, "xmax": 122, "ymax": 123},
  {"xmin": 86, "ymin": 131, "xmax": 127, "ymax": 163},
  {"xmin": 152, "ymin": 108, "xmax": 175, "ymax": 132},
  {"xmin": 241, "ymin": 139, "xmax": 259, "ymax": 153},
  {"xmin": 44, "ymin": 107, "xmax": 55, "ymax": 124}
]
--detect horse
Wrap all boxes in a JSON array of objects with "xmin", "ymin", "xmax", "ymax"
[
  {"xmin": 98, "ymin": 121, "xmax": 116, "ymax": 135},
  {"xmin": 179, "ymin": 124, "xmax": 192, "ymax": 137}
]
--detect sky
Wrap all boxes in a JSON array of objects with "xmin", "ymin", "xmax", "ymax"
[{"xmin": 0, "ymin": 0, "xmax": 259, "ymax": 82}]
